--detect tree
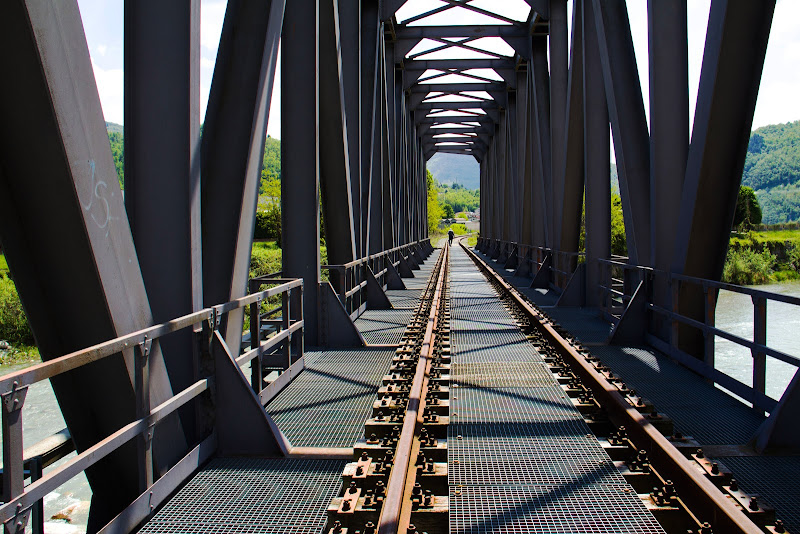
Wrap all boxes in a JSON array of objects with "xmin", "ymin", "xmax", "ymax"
[
  {"xmin": 426, "ymin": 169, "xmax": 444, "ymax": 235},
  {"xmin": 443, "ymin": 204, "xmax": 454, "ymax": 219},
  {"xmin": 733, "ymin": 185, "xmax": 763, "ymax": 229}
]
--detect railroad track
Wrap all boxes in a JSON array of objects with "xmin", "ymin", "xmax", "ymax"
[
  {"xmin": 322, "ymin": 237, "xmax": 786, "ymax": 534},
  {"xmin": 460, "ymin": 239, "xmax": 784, "ymax": 534},
  {"xmin": 325, "ymin": 242, "xmax": 451, "ymax": 534}
]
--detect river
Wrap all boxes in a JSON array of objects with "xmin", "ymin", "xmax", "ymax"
[
  {"xmin": 714, "ymin": 280, "xmax": 800, "ymax": 401},
  {"xmin": 0, "ymin": 280, "xmax": 798, "ymax": 533}
]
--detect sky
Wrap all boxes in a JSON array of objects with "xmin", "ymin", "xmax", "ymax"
[{"xmin": 77, "ymin": 0, "xmax": 800, "ymax": 143}]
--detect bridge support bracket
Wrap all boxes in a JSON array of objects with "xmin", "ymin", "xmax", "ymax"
[
  {"xmin": 319, "ymin": 282, "xmax": 366, "ymax": 347},
  {"xmin": 530, "ymin": 254, "xmax": 552, "ymax": 289},
  {"xmin": 556, "ymin": 263, "xmax": 585, "ymax": 307},
  {"xmin": 608, "ymin": 280, "xmax": 647, "ymax": 345},
  {"xmin": 366, "ymin": 267, "xmax": 393, "ymax": 310},
  {"xmin": 211, "ymin": 331, "xmax": 285, "ymax": 456}
]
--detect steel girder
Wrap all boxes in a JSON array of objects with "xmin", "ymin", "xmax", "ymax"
[{"xmin": 0, "ymin": 2, "xmax": 187, "ymax": 527}]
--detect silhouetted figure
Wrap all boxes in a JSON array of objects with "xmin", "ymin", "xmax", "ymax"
[{"xmin": 448, "ymin": 229, "xmax": 454, "ymax": 245}]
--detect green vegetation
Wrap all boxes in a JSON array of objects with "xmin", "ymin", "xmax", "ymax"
[
  {"xmin": 743, "ymin": 120, "xmax": 800, "ymax": 224},
  {"xmin": 0, "ymin": 263, "xmax": 39, "ymax": 365},
  {"xmin": 443, "ymin": 204, "xmax": 455, "ymax": 219},
  {"xmin": 579, "ymin": 193, "xmax": 628, "ymax": 257},
  {"xmin": 108, "ymin": 131, "xmax": 124, "ymax": 188},
  {"xmin": 723, "ymin": 246, "xmax": 777, "ymax": 285},
  {"xmin": 447, "ymin": 223, "xmax": 469, "ymax": 236},
  {"xmin": 467, "ymin": 235, "xmax": 478, "ymax": 247},
  {"xmin": 438, "ymin": 182, "xmax": 479, "ymax": 213},
  {"xmin": 427, "ymin": 170, "xmax": 444, "ymax": 236},
  {"xmin": 733, "ymin": 186, "xmax": 762, "ymax": 229},
  {"xmin": 725, "ymin": 229, "xmax": 800, "ymax": 284}
]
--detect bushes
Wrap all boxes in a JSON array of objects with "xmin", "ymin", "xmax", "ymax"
[
  {"xmin": 722, "ymin": 246, "xmax": 776, "ymax": 285},
  {"xmin": 0, "ymin": 276, "xmax": 34, "ymax": 346},
  {"xmin": 254, "ymin": 206, "xmax": 281, "ymax": 243}
]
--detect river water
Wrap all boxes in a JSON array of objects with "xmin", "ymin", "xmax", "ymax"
[
  {"xmin": 0, "ymin": 281, "xmax": 797, "ymax": 533},
  {"xmin": 714, "ymin": 280, "xmax": 800, "ymax": 401}
]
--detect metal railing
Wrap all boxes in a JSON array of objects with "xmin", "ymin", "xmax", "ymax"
[
  {"xmin": 322, "ymin": 239, "xmax": 431, "ymax": 318},
  {"xmin": 0, "ymin": 278, "xmax": 303, "ymax": 533},
  {"xmin": 480, "ymin": 238, "xmax": 799, "ymax": 413},
  {"xmin": 596, "ymin": 259, "xmax": 799, "ymax": 413},
  {"xmin": 475, "ymin": 237, "xmax": 583, "ymax": 291}
]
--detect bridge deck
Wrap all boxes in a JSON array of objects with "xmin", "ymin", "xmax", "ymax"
[
  {"xmin": 475, "ymin": 248, "xmax": 800, "ymax": 533},
  {"xmin": 138, "ymin": 245, "xmax": 797, "ymax": 533},
  {"xmin": 448, "ymin": 246, "xmax": 665, "ymax": 534}
]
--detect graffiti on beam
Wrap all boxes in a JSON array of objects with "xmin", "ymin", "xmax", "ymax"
[{"xmin": 80, "ymin": 160, "xmax": 117, "ymax": 237}]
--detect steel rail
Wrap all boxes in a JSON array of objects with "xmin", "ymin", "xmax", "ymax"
[
  {"xmin": 461, "ymin": 241, "xmax": 764, "ymax": 534},
  {"xmin": 377, "ymin": 242, "xmax": 449, "ymax": 534}
]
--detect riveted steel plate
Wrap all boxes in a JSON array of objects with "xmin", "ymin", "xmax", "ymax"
[{"xmin": 140, "ymin": 458, "xmax": 344, "ymax": 534}]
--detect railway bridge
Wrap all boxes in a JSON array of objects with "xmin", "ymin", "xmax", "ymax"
[{"xmin": 0, "ymin": 1, "xmax": 798, "ymax": 533}]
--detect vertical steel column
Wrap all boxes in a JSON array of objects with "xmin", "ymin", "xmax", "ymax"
[
  {"xmin": 381, "ymin": 38, "xmax": 396, "ymax": 250},
  {"xmin": 557, "ymin": 0, "xmax": 584, "ymax": 258},
  {"xmin": 319, "ymin": 0, "xmax": 358, "ymax": 265},
  {"xmin": 647, "ymin": 0, "xmax": 688, "ymax": 328},
  {"xmin": 0, "ymin": 2, "xmax": 185, "ymax": 527},
  {"xmin": 124, "ymin": 0, "xmax": 202, "ymax": 438},
  {"xmin": 531, "ymin": 37, "xmax": 552, "ymax": 248},
  {"xmin": 282, "ymin": 0, "xmax": 321, "ymax": 344},
  {"xmin": 339, "ymin": 0, "xmax": 363, "ymax": 258},
  {"xmin": 506, "ymin": 89, "xmax": 520, "ymax": 244},
  {"xmin": 495, "ymin": 116, "xmax": 507, "ymax": 243},
  {"xmin": 591, "ymin": 0, "xmax": 650, "ymax": 265},
  {"xmin": 583, "ymin": 0, "xmax": 610, "ymax": 307},
  {"xmin": 363, "ymin": 8, "xmax": 382, "ymax": 255},
  {"xmin": 548, "ymin": 0, "xmax": 568, "ymax": 248},
  {"xmin": 519, "ymin": 67, "xmax": 534, "ymax": 248},
  {"xmin": 201, "ymin": 0, "xmax": 285, "ymax": 360},
  {"xmin": 672, "ymin": 0, "xmax": 775, "ymax": 361}
]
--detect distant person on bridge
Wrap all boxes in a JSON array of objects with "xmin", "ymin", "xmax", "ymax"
[{"xmin": 448, "ymin": 229, "xmax": 454, "ymax": 245}]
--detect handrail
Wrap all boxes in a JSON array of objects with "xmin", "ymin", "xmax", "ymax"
[
  {"xmin": 321, "ymin": 238, "xmax": 433, "ymax": 317},
  {"xmin": 0, "ymin": 276, "xmax": 304, "ymax": 531}
]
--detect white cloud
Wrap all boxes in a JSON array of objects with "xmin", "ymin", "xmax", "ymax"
[
  {"xmin": 96, "ymin": 44, "xmax": 107, "ymax": 57},
  {"xmin": 90, "ymin": 58, "xmax": 124, "ymax": 124}
]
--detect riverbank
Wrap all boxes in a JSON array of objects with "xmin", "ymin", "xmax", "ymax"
[{"xmin": 724, "ymin": 229, "xmax": 800, "ymax": 284}]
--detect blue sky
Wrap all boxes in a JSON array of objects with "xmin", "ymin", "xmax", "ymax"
[{"xmin": 77, "ymin": 0, "xmax": 800, "ymax": 142}]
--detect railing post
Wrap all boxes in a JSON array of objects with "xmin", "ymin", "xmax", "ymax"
[
  {"xmin": 670, "ymin": 278, "xmax": 681, "ymax": 352},
  {"xmin": 2, "ymin": 381, "xmax": 27, "ymax": 504},
  {"xmin": 134, "ymin": 336, "xmax": 154, "ymax": 492},
  {"xmin": 703, "ymin": 284, "xmax": 717, "ymax": 373},
  {"xmin": 293, "ymin": 283, "xmax": 305, "ymax": 361},
  {"xmin": 30, "ymin": 457, "xmax": 43, "ymax": 534},
  {"xmin": 250, "ymin": 294, "xmax": 263, "ymax": 392},
  {"xmin": 752, "ymin": 295, "xmax": 767, "ymax": 412},
  {"xmin": 282, "ymin": 289, "xmax": 291, "ymax": 367},
  {"xmin": 340, "ymin": 268, "xmax": 347, "ymax": 312}
]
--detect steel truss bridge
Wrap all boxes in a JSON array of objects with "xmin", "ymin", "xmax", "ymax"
[{"xmin": 0, "ymin": 1, "xmax": 798, "ymax": 533}]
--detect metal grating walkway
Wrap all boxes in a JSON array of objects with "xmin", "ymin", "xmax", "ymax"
[
  {"xmin": 448, "ymin": 246, "xmax": 665, "ymax": 534},
  {"xmin": 140, "ymin": 458, "xmax": 344, "ymax": 534},
  {"xmin": 479, "ymin": 247, "xmax": 799, "ymax": 533},
  {"xmin": 266, "ymin": 348, "xmax": 394, "ymax": 447}
]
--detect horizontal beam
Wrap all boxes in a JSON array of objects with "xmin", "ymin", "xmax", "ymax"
[
  {"xmin": 415, "ymin": 100, "xmax": 500, "ymax": 110},
  {"xmin": 404, "ymin": 58, "xmax": 517, "ymax": 72},
  {"xmin": 409, "ymin": 82, "xmax": 508, "ymax": 93},
  {"xmin": 396, "ymin": 25, "xmax": 529, "ymax": 39}
]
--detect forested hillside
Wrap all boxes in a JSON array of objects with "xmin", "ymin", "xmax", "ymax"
[{"xmin": 743, "ymin": 120, "xmax": 800, "ymax": 223}]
